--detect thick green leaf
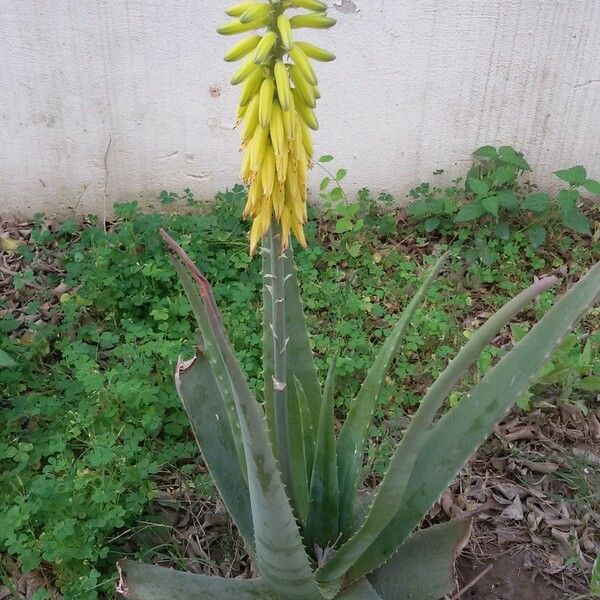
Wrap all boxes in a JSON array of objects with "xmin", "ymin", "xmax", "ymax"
[
  {"xmin": 592, "ymin": 553, "xmax": 600, "ymax": 594},
  {"xmin": 337, "ymin": 579, "xmax": 382, "ymax": 599},
  {"xmin": 262, "ymin": 227, "xmax": 310, "ymax": 523},
  {"xmin": 523, "ymin": 192, "xmax": 550, "ymax": 214},
  {"xmin": 175, "ymin": 351, "xmax": 254, "ymax": 550},
  {"xmin": 493, "ymin": 221, "xmax": 510, "ymax": 240},
  {"xmin": 117, "ymin": 560, "xmax": 278, "ymax": 599},
  {"xmin": 306, "ymin": 355, "xmax": 339, "ymax": 548},
  {"xmin": 336, "ymin": 254, "xmax": 448, "ymax": 536},
  {"xmin": 295, "ymin": 377, "xmax": 315, "ymax": 483},
  {"xmin": 367, "ymin": 520, "xmax": 471, "ymax": 600},
  {"xmin": 161, "ymin": 231, "xmax": 320, "ymax": 599},
  {"xmin": 348, "ymin": 261, "xmax": 600, "ymax": 580},
  {"xmin": 170, "ymin": 257, "xmax": 247, "ymax": 482},
  {"xmin": 283, "ymin": 245, "xmax": 323, "ymax": 430},
  {"xmin": 554, "ymin": 165, "xmax": 587, "ymax": 186},
  {"xmin": 319, "ymin": 275, "xmax": 557, "ymax": 587},
  {"xmin": 558, "ymin": 189, "xmax": 591, "ymax": 235}
]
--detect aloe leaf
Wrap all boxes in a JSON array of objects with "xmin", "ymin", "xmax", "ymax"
[
  {"xmin": 367, "ymin": 520, "xmax": 471, "ymax": 600},
  {"xmin": 336, "ymin": 253, "xmax": 448, "ymax": 534},
  {"xmin": 306, "ymin": 354, "xmax": 339, "ymax": 548},
  {"xmin": 116, "ymin": 560, "xmax": 279, "ymax": 599},
  {"xmin": 282, "ymin": 243, "xmax": 323, "ymax": 522},
  {"xmin": 161, "ymin": 230, "xmax": 320, "ymax": 599},
  {"xmin": 170, "ymin": 255, "xmax": 247, "ymax": 482},
  {"xmin": 318, "ymin": 274, "xmax": 559, "ymax": 584},
  {"xmin": 336, "ymin": 579, "xmax": 382, "ymax": 599},
  {"xmin": 295, "ymin": 376, "xmax": 316, "ymax": 482},
  {"xmin": 175, "ymin": 350, "xmax": 254, "ymax": 551},
  {"xmin": 349, "ymin": 261, "xmax": 600, "ymax": 580},
  {"xmin": 283, "ymin": 244, "xmax": 323, "ymax": 432},
  {"xmin": 265, "ymin": 226, "xmax": 310, "ymax": 523}
]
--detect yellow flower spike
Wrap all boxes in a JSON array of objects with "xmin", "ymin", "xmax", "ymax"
[
  {"xmin": 251, "ymin": 123, "xmax": 269, "ymax": 171},
  {"xmin": 225, "ymin": 1, "xmax": 260, "ymax": 17},
  {"xmin": 276, "ymin": 15, "xmax": 294, "ymax": 51},
  {"xmin": 240, "ymin": 3, "xmax": 272, "ymax": 25},
  {"xmin": 295, "ymin": 41, "xmax": 336, "ymax": 62},
  {"xmin": 258, "ymin": 195, "xmax": 273, "ymax": 237},
  {"xmin": 220, "ymin": 1, "xmax": 335, "ymax": 250},
  {"xmin": 299, "ymin": 118, "xmax": 314, "ymax": 158},
  {"xmin": 218, "ymin": 17, "xmax": 269, "ymax": 36},
  {"xmin": 258, "ymin": 78, "xmax": 275, "ymax": 129},
  {"xmin": 249, "ymin": 219, "xmax": 263, "ymax": 255},
  {"xmin": 289, "ymin": 13, "xmax": 337, "ymax": 30},
  {"xmin": 242, "ymin": 94, "xmax": 260, "ymax": 143},
  {"xmin": 291, "ymin": 215, "xmax": 308, "ymax": 247},
  {"xmin": 239, "ymin": 69, "xmax": 264, "ymax": 105},
  {"xmin": 290, "ymin": 0, "xmax": 328, "ymax": 11},
  {"xmin": 231, "ymin": 56, "xmax": 260, "ymax": 85},
  {"xmin": 289, "ymin": 65, "xmax": 317, "ymax": 108},
  {"xmin": 269, "ymin": 101, "xmax": 285, "ymax": 155},
  {"xmin": 245, "ymin": 177, "xmax": 264, "ymax": 218},
  {"xmin": 276, "ymin": 147, "xmax": 289, "ymax": 183},
  {"xmin": 240, "ymin": 145, "xmax": 254, "ymax": 182},
  {"xmin": 261, "ymin": 145, "xmax": 276, "ymax": 196},
  {"xmin": 274, "ymin": 61, "xmax": 292, "ymax": 111},
  {"xmin": 254, "ymin": 31, "xmax": 278, "ymax": 63},
  {"xmin": 282, "ymin": 93, "xmax": 296, "ymax": 139},
  {"xmin": 295, "ymin": 101, "xmax": 319, "ymax": 130},
  {"xmin": 224, "ymin": 34, "xmax": 262, "ymax": 62},
  {"xmin": 272, "ymin": 183, "xmax": 285, "ymax": 219},
  {"xmin": 289, "ymin": 46, "xmax": 317, "ymax": 86},
  {"xmin": 280, "ymin": 207, "xmax": 292, "ymax": 249}
]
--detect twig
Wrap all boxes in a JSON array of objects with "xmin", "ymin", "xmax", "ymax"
[{"xmin": 449, "ymin": 564, "xmax": 493, "ymax": 600}]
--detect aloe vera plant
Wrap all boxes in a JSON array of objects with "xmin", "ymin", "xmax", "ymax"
[
  {"xmin": 116, "ymin": 3, "xmax": 600, "ymax": 597},
  {"xmin": 116, "ymin": 222, "xmax": 600, "ymax": 599}
]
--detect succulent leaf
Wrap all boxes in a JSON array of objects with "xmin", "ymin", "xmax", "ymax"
[
  {"xmin": 348, "ymin": 261, "xmax": 600, "ymax": 581},
  {"xmin": 175, "ymin": 350, "xmax": 254, "ymax": 551},
  {"xmin": 161, "ymin": 230, "xmax": 320, "ymax": 599},
  {"xmin": 336, "ymin": 253, "xmax": 448, "ymax": 535},
  {"xmin": 306, "ymin": 354, "xmax": 339, "ymax": 548},
  {"xmin": 117, "ymin": 560, "xmax": 279, "ymax": 599},
  {"xmin": 366, "ymin": 520, "xmax": 471, "ymax": 600},
  {"xmin": 319, "ymin": 273, "xmax": 560, "ymax": 584}
]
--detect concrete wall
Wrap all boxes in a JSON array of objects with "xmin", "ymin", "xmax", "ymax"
[{"xmin": 1, "ymin": 0, "xmax": 600, "ymax": 215}]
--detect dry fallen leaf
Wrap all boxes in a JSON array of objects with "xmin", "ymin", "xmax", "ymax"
[{"xmin": 0, "ymin": 236, "xmax": 25, "ymax": 253}]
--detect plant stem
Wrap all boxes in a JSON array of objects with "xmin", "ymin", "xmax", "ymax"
[{"xmin": 269, "ymin": 222, "xmax": 294, "ymax": 495}]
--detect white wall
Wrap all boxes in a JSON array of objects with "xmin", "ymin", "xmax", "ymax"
[{"xmin": 1, "ymin": 0, "xmax": 600, "ymax": 215}]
